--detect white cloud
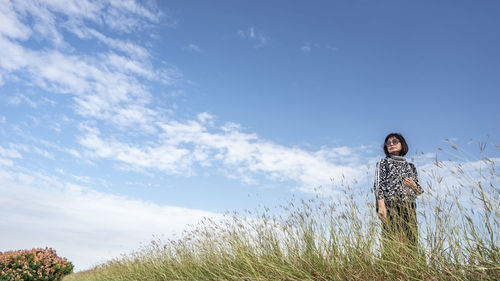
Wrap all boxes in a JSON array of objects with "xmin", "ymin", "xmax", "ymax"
[
  {"xmin": 0, "ymin": 167, "xmax": 219, "ymax": 271},
  {"xmin": 79, "ymin": 126, "xmax": 194, "ymax": 175},
  {"xmin": 0, "ymin": 146, "xmax": 23, "ymax": 167},
  {"xmin": 0, "ymin": 0, "xmax": 161, "ymax": 58},
  {"xmin": 237, "ymin": 27, "xmax": 268, "ymax": 48},
  {"xmin": 183, "ymin": 43, "xmax": 202, "ymax": 52},
  {"xmin": 0, "ymin": 144, "xmax": 54, "ymax": 164},
  {"xmin": 0, "ymin": 145, "xmax": 22, "ymax": 159},
  {"xmin": 32, "ymin": 147, "xmax": 54, "ymax": 159},
  {"xmin": 11, "ymin": 0, "xmax": 161, "ymax": 40},
  {"xmin": 100, "ymin": 0, "xmax": 162, "ymax": 32},
  {"xmin": 326, "ymin": 45, "xmax": 339, "ymax": 52},
  {"xmin": 65, "ymin": 24, "xmax": 150, "ymax": 58},
  {"xmin": 64, "ymin": 148, "xmax": 81, "ymax": 158},
  {"xmin": 0, "ymin": 36, "xmax": 31, "ymax": 71},
  {"xmin": 7, "ymin": 93, "xmax": 37, "ymax": 107},
  {"xmin": 301, "ymin": 44, "xmax": 311, "ymax": 53},
  {"xmin": 12, "ymin": 1, "xmax": 66, "ymax": 47},
  {"xmin": 300, "ymin": 43, "xmax": 338, "ymax": 53},
  {"xmin": 0, "ymin": 1, "xmax": 32, "ymax": 40},
  {"xmin": 197, "ymin": 112, "xmax": 214, "ymax": 125},
  {"xmin": 0, "ymin": 0, "xmax": 173, "ymax": 132},
  {"xmin": 78, "ymin": 120, "xmax": 369, "ymax": 193},
  {"xmin": 0, "ymin": 38, "xmax": 166, "ymax": 131}
]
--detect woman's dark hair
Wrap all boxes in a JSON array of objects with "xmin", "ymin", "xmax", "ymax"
[{"xmin": 383, "ymin": 133, "xmax": 408, "ymax": 157}]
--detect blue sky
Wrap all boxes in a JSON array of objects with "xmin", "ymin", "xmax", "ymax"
[{"xmin": 1, "ymin": 0, "xmax": 499, "ymax": 271}]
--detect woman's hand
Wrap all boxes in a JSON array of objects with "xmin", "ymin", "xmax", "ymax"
[
  {"xmin": 403, "ymin": 177, "xmax": 418, "ymax": 190},
  {"xmin": 377, "ymin": 199, "xmax": 387, "ymax": 221}
]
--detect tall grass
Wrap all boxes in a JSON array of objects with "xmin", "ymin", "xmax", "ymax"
[{"xmin": 65, "ymin": 143, "xmax": 499, "ymax": 280}]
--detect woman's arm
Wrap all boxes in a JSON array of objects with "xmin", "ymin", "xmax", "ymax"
[
  {"xmin": 374, "ymin": 160, "xmax": 388, "ymax": 219},
  {"xmin": 374, "ymin": 159, "xmax": 389, "ymax": 200},
  {"xmin": 377, "ymin": 198, "xmax": 387, "ymax": 220},
  {"xmin": 406, "ymin": 163, "xmax": 423, "ymax": 195}
]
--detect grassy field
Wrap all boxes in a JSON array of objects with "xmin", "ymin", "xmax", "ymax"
[{"xmin": 64, "ymin": 144, "xmax": 499, "ymax": 281}]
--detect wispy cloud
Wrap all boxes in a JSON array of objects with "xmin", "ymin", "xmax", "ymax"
[
  {"xmin": 65, "ymin": 24, "xmax": 151, "ymax": 59},
  {"xmin": 0, "ymin": 0, "xmax": 174, "ymax": 131},
  {"xmin": 0, "ymin": 145, "xmax": 22, "ymax": 167},
  {"xmin": 79, "ymin": 119, "xmax": 370, "ymax": 193},
  {"xmin": 0, "ymin": 44, "xmax": 162, "ymax": 130},
  {"xmin": 0, "ymin": 1, "xmax": 32, "ymax": 40},
  {"xmin": 7, "ymin": 93, "xmax": 38, "ymax": 107},
  {"xmin": 301, "ymin": 44, "xmax": 312, "ymax": 53},
  {"xmin": 326, "ymin": 45, "xmax": 339, "ymax": 52},
  {"xmin": 300, "ymin": 43, "xmax": 338, "ymax": 53},
  {"xmin": 183, "ymin": 43, "xmax": 202, "ymax": 52},
  {"xmin": 78, "ymin": 125, "xmax": 194, "ymax": 175},
  {"xmin": 237, "ymin": 27, "xmax": 268, "ymax": 48},
  {"xmin": 10, "ymin": 0, "xmax": 162, "ymax": 38}
]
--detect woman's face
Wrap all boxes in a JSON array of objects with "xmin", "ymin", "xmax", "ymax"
[{"xmin": 386, "ymin": 136, "xmax": 402, "ymax": 155}]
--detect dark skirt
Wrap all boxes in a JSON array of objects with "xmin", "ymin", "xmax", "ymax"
[{"xmin": 380, "ymin": 201, "xmax": 418, "ymax": 250}]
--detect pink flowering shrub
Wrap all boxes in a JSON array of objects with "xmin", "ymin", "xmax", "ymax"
[{"xmin": 0, "ymin": 248, "xmax": 73, "ymax": 281}]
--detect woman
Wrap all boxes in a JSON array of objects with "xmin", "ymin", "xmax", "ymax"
[{"xmin": 374, "ymin": 133, "xmax": 423, "ymax": 250}]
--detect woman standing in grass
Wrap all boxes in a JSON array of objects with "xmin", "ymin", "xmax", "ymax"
[{"xmin": 374, "ymin": 133, "xmax": 423, "ymax": 251}]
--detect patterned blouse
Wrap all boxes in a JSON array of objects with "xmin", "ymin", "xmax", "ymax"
[{"xmin": 374, "ymin": 156, "xmax": 424, "ymax": 203}]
